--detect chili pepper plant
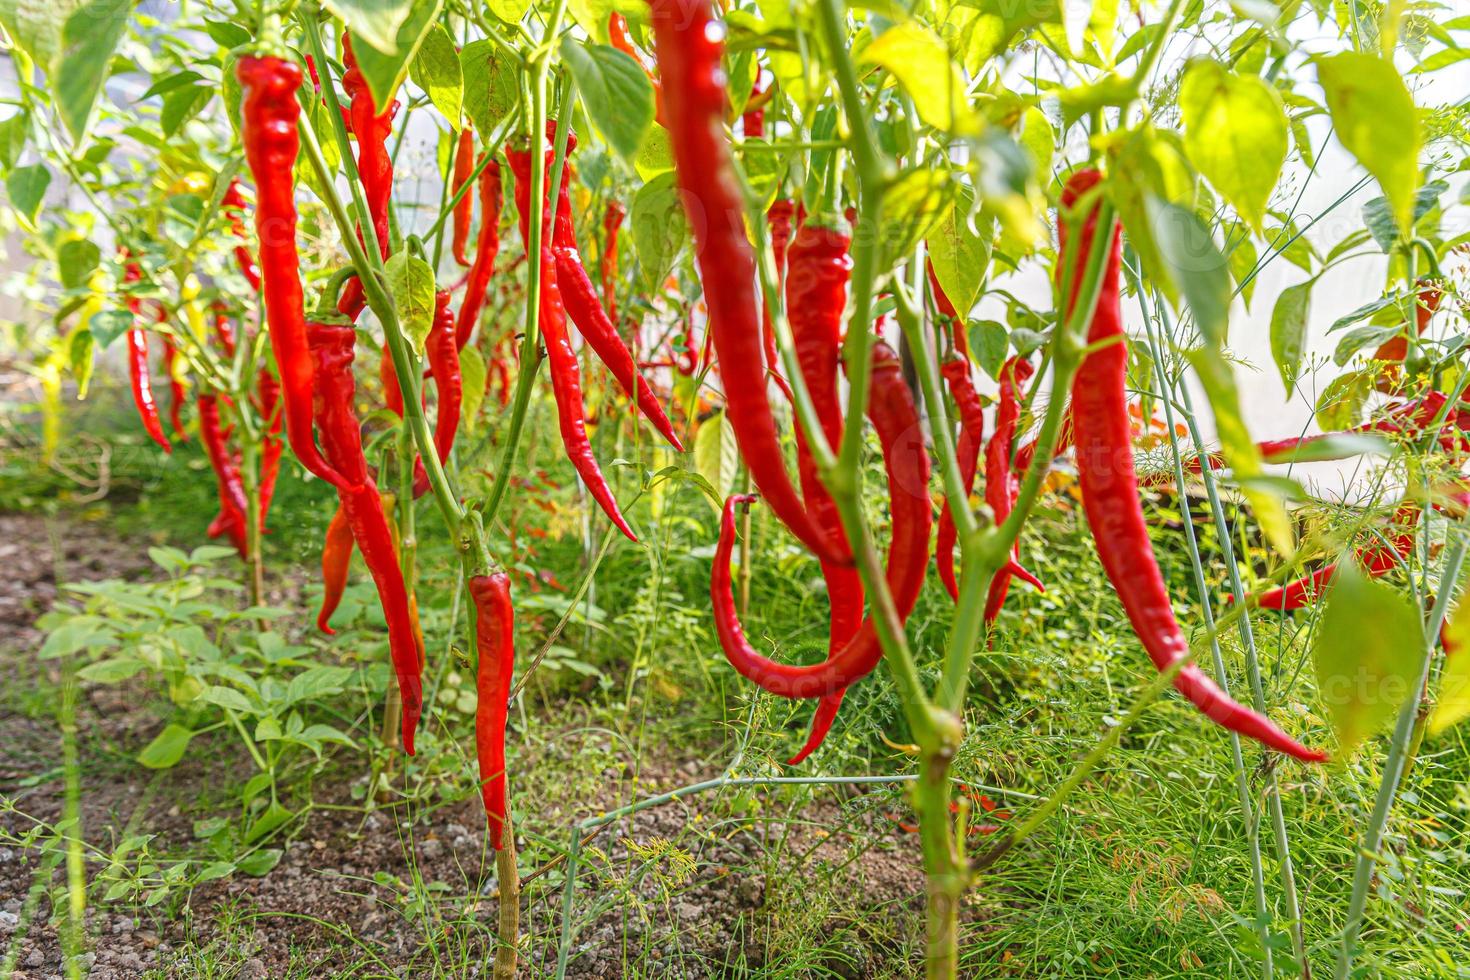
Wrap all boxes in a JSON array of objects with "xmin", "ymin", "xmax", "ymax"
[{"xmin": 1, "ymin": 0, "xmax": 1468, "ymax": 976}]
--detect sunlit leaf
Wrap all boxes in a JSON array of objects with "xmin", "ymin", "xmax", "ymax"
[
  {"xmin": 1178, "ymin": 59, "xmax": 1287, "ymax": 231},
  {"xmin": 1316, "ymin": 52, "xmax": 1421, "ymax": 239}
]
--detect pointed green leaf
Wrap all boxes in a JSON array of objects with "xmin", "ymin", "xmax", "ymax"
[
  {"xmin": 53, "ymin": 0, "xmax": 130, "ymax": 146},
  {"xmin": 1269, "ymin": 277, "xmax": 1313, "ymax": 394},
  {"xmin": 1147, "ymin": 197, "xmax": 1232, "ymax": 345},
  {"xmin": 559, "ymin": 39, "xmax": 653, "ymax": 161},
  {"xmin": 461, "ymin": 39, "xmax": 521, "ymax": 139},
  {"xmin": 1316, "ymin": 52, "xmax": 1421, "ymax": 239},
  {"xmin": 408, "ymin": 22, "xmax": 463, "ymax": 125},
  {"xmin": 928, "ymin": 186, "xmax": 992, "ymax": 322},
  {"xmin": 861, "ymin": 21, "xmax": 980, "ymax": 135},
  {"xmin": 137, "ymin": 724, "xmax": 195, "ymax": 769},
  {"xmin": 321, "ymin": 0, "xmax": 414, "ymax": 56},
  {"xmin": 6, "ymin": 162, "xmax": 49, "ymax": 228},
  {"xmin": 385, "ymin": 252, "xmax": 437, "ymax": 352},
  {"xmin": 347, "ymin": 0, "xmax": 442, "ymax": 113},
  {"xmin": 459, "ymin": 346, "xmax": 487, "ymax": 433}
]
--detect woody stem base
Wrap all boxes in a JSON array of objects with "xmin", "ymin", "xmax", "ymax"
[{"xmin": 494, "ymin": 817, "xmax": 520, "ymax": 979}]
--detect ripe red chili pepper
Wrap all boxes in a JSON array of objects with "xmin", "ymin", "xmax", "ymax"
[
  {"xmin": 783, "ymin": 217, "xmax": 862, "ymax": 765},
  {"xmin": 506, "ymin": 141, "xmax": 639, "ymax": 541},
  {"xmin": 935, "ymin": 355, "xmax": 985, "ymax": 602},
  {"xmin": 256, "ymin": 368, "xmax": 283, "ymax": 531},
  {"xmin": 609, "ymin": 12, "xmax": 665, "ymax": 125},
  {"xmin": 926, "ymin": 259, "xmax": 968, "ymax": 359},
  {"xmin": 337, "ymin": 34, "xmax": 398, "ymax": 317},
  {"xmin": 711, "ymin": 341, "xmax": 930, "ymax": 699},
  {"xmin": 1063, "ymin": 168, "xmax": 1324, "ymax": 763},
  {"xmin": 1249, "ymin": 504, "xmax": 1421, "ymax": 610},
  {"xmin": 451, "ymin": 128, "xmax": 476, "ymax": 267},
  {"xmin": 221, "ymin": 178, "xmax": 262, "ymax": 290},
  {"xmin": 762, "ymin": 198, "xmax": 798, "ymax": 401},
  {"xmin": 317, "ymin": 502, "xmax": 353, "ymax": 634},
  {"xmin": 237, "ymin": 53, "xmax": 352, "ymax": 492},
  {"xmin": 983, "ymin": 356, "xmax": 1045, "ymax": 628},
  {"xmin": 456, "ymin": 162, "xmax": 503, "ymax": 350},
  {"xmin": 161, "ymin": 336, "xmax": 187, "ymax": 442},
  {"xmin": 197, "ymin": 392, "xmax": 249, "ymax": 558},
  {"xmin": 601, "ymin": 200, "xmax": 626, "ymax": 321},
  {"xmin": 126, "ymin": 328, "xmax": 171, "ymax": 453},
  {"xmin": 471, "ymin": 572, "xmax": 516, "ymax": 849},
  {"xmin": 307, "ymin": 319, "xmax": 424, "ymax": 754},
  {"xmin": 743, "ymin": 79, "xmax": 764, "ymax": 138},
  {"xmin": 410, "ymin": 290, "xmax": 462, "ymax": 498},
  {"xmin": 649, "ymin": 0, "xmax": 846, "ymax": 564},
  {"xmin": 509, "ymin": 131, "xmax": 685, "ymax": 452}
]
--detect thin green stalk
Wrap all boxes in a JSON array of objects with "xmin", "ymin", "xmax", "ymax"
[
  {"xmin": 1134, "ymin": 271, "xmax": 1275, "ymax": 979},
  {"xmin": 1335, "ymin": 536, "xmax": 1467, "ymax": 979}
]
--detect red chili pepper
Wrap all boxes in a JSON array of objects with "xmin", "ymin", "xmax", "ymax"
[
  {"xmin": 337, "ymin": 34, "xmax": 398, "ymax": 317},
  {"xmin": 317, "ymin": 502, "xmax": 354, "ymax": 634},
  {"xmin": 221, "ymin": 178, "xmax": 262, "ymax": 290},
  {"xmin": 935, "ymin": 355, "xmax": 985, "ymax": 602},
  {"xmin": 649, "ymin": 0, "xmax": 846, "ymax": 564},
  {"xmin": 508, "ymin": 131, "xmax": 684, "ymax": 452},
  {"xmin": 711, "ymin": 341, "xmax": 930, "ymax": 699},
  {"xmin": 926, "ymin": 259, "xmax": 968, "ymax": 359},
  {"xmin": 307, "ymin": 319, "xmax": 423, "ymax": 754},
  {"xmin": 743, "ymin": 79, "xmax": 765, "ymax": 138},
  {"xmin": 762, "ymin": 198, "xmax": 798, "ymax": 401},
  {"xmin": 451, "ymin": 128, "xmax": 476, "ymax": 267},
  {"xmin": 609, "ymin": 12, "xmax": 665, "ymax": 126},
  {"xmin": 161, "ymin": 336, "xmax": 187, "ymax": 442},
  {"xmin": 1063, "ymin": 168, "xmax": 1324, "ymax": 763},
  {"xmin": 601, "ymin": 200, "xmax": 627, "ymax": 322},
  {"xmin": 470, "ymin": 571, "xmax": 516, "ymax": 849},
  {"xmin": 983, "ymin": 356, "xmax": 1044, "ymax": 629},
  {"xmin": 411, "ymin": 290, "xmax": 462, "ymax": 498},
  {"xmin": 197, "ymin": 392, "xmax": 249, "ymax": 558},
  {"xmin": 456, "ymin": 162, "xmax": 503, "ymax": 350},
  {"xmin": 237, "ymin": 53, "xmax": 352, "ymax": 492},
  {"xmin": 783, "ymin": 217, "xmax": 862, "ymax": 765},
  {"xmin": 506, "ymin": 141, "xmax": 639, "ymax": 541},
  {"xmin": 126, "ymin": 328, "xmax": 171, "ymax": 453},
  {"xmin": 1250, "ymin": 504, "xmax": 1421, "ymax": 609},
  {"xmin": 256, "ymin": 368, "xmax": 283, "ymax": 531},
  {"xmin": 212, "ymin": 303, "xmax": 238, "ymax": 358}
]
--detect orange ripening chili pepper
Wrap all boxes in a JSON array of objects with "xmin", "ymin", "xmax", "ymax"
[
  {"xmin": 1062, "ymin": 167, "xmax": 1324, "ymax": 763},
  {"xmin": 237, "ymin": 53, "xmax": 352, "ymax": 492},
  {"xmin": 317, "ymin": 502, "xmax": 354, "ymax": 634},
  {"xmin": 307, "ymin": 320, "xmax": 423, "ymax": 754},
  {"xmin": 649, "ymin": 0, "xmax": 846, "ymax": 565},
  {"xmin": 451, "ymin": 127, "xmax": 476, "ymax": 267},
  {"xmin": 711, "ymin": 341, "xmax": 930, "ymax": 700},
  {"xmin": 784, "ymin": 216, "xmax": 861, "ymax": 765},
  {"xmin": 455, "ymin": 162, "xmax": 503, "ymax": 350},
  {"xmin": 471, "ymin": 572, "xmax": 516, "ymax": 849}
]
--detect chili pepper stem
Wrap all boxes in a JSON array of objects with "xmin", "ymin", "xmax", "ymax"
[
  {"xmin": 241, "ymin": 445, "xmax": 265, "ymax": 609},
  {"xmin": 494, "ymin": 815, "xmax": 520, "ymax": 979}
]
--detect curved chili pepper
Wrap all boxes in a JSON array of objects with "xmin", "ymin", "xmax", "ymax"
[
  {"xmin": 126, "ymin": 329, "xmax": 171, "ymax": 453},
  {"xmin": 601, "ymin": 199, "xmax": 626, "ymax": 321},
  {"xmin": 784, "ymin": 218, "xmax": 862, "ymax": 765},
  {"xmin": 337, "ymin": 34, "xmax": 398, "ymax": 317},
  {"xmin": 212, "ymin": 304, "xmax": 238, "ymax": 358},
  {"xmin": 307, "ymin": 319, "xmax": 423, "ymax": 754},
  {"xmin": 710, "ymin": 341, "xmax": 930, "ymax": 700},
  {"xmin": 762, "ymin": 198, "xmax": 798, "ymax": 401},
  {"xmin": 256, "ymin": 368, "xmax": 283, "ymax": 531},
  {"xmin": 1249, "ymin": 504, "xmax": 1421, "ymax": 610},
  {"xmin": 471, "ymin": 571, "xmax": 516, "ymax": 849},
  {"xmin": 237, "ymin": 53, "xmax": 352, "ymax": 492},
  {"xmin": 451, "ymin": 128, "xmax": 476, "ymax": 267},
  {"xmin": 317, "ymin": 502, "xmax": 354, "ymax": 634},
  {"xmin": 221, "ymin": 178, "xmax": 262, "ymax": 290},
  {"xmin": 197, "ymin": 392, "xmax": 249, "ymax": 558},
  {"xmin": 161, "ymin": 336, "xmax": 187, "ymax": 441},
  {"xmin": 506, "ymin": 142, "xmax": 639, "ymax": 541},
  {"xmin": 507, "ymin": 133, "xmax": 684, "ymax": 452},
  {"xmin": 609, "ymin": 12, "xmax": 665, "ymax": 125},
  {"xmin": 926, "ymin": 259, "xmax": 968, "ymax": 359},
  {"xmin": 935, "ymin": 355, "xmax": 985, "ymax": 602},
  {"xmin": 455, "ymin": 162, "xmax": 503, "ymax": 350},
  {"xmin": 411, "ymin": 290, "xmax": 462, "ymax": 498},
  {"xmin": 983, "ymin": 356, "xmax": 1044, "ymax": 629},
  {"xmin": 1062, "ymin": 168, "xmax": 1324, "ymax": 763},
  {"xmin": 649, "ymin": 0, "xmax": 846, "ymax": 564}
]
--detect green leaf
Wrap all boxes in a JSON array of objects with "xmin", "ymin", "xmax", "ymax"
[
  {"xmin": 459, "ymin": 346, "xmax": 487, "ymax": 433},
  {"xmin": 1333, "ymin": 324, "xmax": 1399, "ymax": 366},
  {"xmin": 879, "ymin": 169, "xmax": 951, "ymax": 269},
  {"xmin": 1260, "ymin": 433, "xmax": 1389, "ymax": 465},
  {"xmin": 245, "ymin": 802, "xmax": 292, "ymax": 844},
  {"xmin": 6, "ymin": 162, "xmax": 49, "ymax": 228},
  {"xmin": 0, "ymin": 110, "xmax": 29, "ymax": 169},
  {"xmin": 560, "ymin": 39, "xmax": 653, "ymax": 161},
  {"xmin": 1269, "ymin": 277, "xmax": 1313, "ymax": 394},
  {"xmin": 969, "ymin": 319, "xmax": 1008, "ymax": 380},
  {"xmin": 1177, "ymin": 59, "xmax": 1287, "ymax": 232},
  {"xmin": 196, "ymin": 685, "xmax": 251, "ymax": 713},
  {"xmin": 1315, "ymin": 369, "xmax": 1373, "ymax": 430},
  {"xmin": 461, "ymin": 40, "xmax": 520, "ymax": 140},
  {"xmin": 927, "ymin": 186, "xmax": 992, "ymax": 322},
  {"xmin": 195, "ymin": 862, "xmax": 236, "ymax": 883},
  {"xmin": 633, "ymin": 125, "xmax": 674, "ymax": 179},
  {"xmin": 693, "ymin": 410, "xmax": 738, "ymax": 512},
  {"xmin": 630, "ymin": 171, "xmax": 686, "ymax": 294},
  {"xmin": 348, "ymin": 0, "xmax": 442, "ymax": 113},
  {"xmin": 1314, "ymin": 563, "xmax": 1424, "ymax": 759},
  {"xmin": 486, "ymin": 0, "xmax": 532, "ymax": 23},
  {"xmin": 236, "ymin": 848, "xmax": 283, "ymax": 876},
  {"xmin": 1360, "ymin": 180, "xmax": 1446, "ymax": 251},
  {"xmin": 861, "ymin": 21, "xmax": 980, "ymax": 135},
  {"xmin": 385, "ymin": 252, "xmax": 436, "ymax": 352},
  {"xmin": 1430, "ymin": 600, "xmax": 1470, "ymax": 732},
  {"xmin": 137, "ymin": 724, "xmax": 195, "ymax": 769},
  {"xmin": 76, "ymin": 657, "xmax": 142, "ymax": 683},
  {"xmin": 1316, "ymin": 52, "xmax": 1421, "ymax": 239},
  {"xmin": 53, "ymin": 0, "xmax": 130, "ymax": 147},
  {"xmin": 1147, "ymin": 197, "xmax": 1231, "ymax": 345},
  {"xmin": 321, "ymin": 0, "xmax": 414, "ymax": 56},
  {"xmin": 0, "ymin": 0, "xmax": 84, "ymax": 70},
  {"xmin": 1017, "ymin": 105, "xmax": 1055, "ymax": 176},
  {"xmin": 408, "ymin": 23, "xmax": 462, "ymax": 125},
  {"xmin": 1186, "ymin": 349, "xmax": 1294, "ymax": 556},
  {"xmin": 57, "ymin": 238, "xmax": 99, "ymax": 290},
  {"xmin": 88, "ymin": 309, "xmax": 130, "ymax": 350}
]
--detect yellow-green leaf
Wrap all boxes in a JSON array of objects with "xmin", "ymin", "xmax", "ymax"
[
  {"xmin": 1316, "ymin": 52, "xmax": 1421, "ymax": 240},
  {"xmin": 861, "ymin": 21, "xmax": 980, "ymax": 135},
  {"xmin": 1178, "ymin": 59, "xmax": 1286, "ymax": 232},
  {"xmin": 693, "ymin": 410, "xmax": 738, "ymax": 512},
  {"xmin": 1430, "ymin": 599, "xmax": 1470, "ymax": 733}
]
